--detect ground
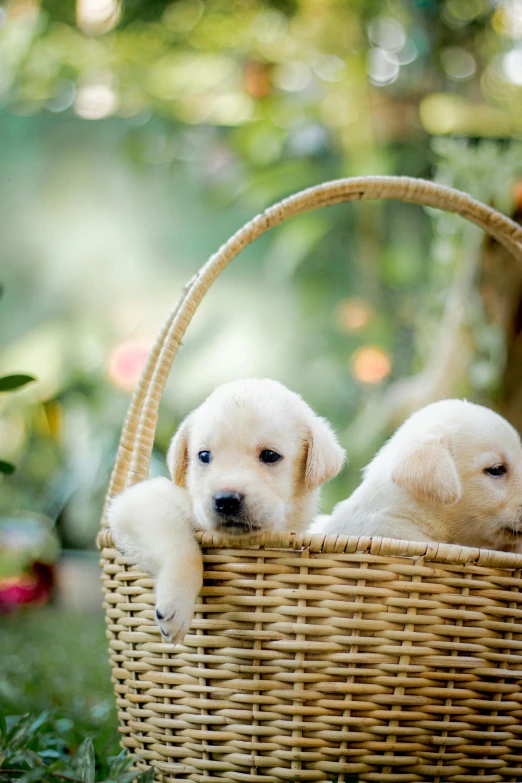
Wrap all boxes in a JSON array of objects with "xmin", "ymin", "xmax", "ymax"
[{"xmin": 0, "ymin": 606, "xmax": 120, "ymax": 775}]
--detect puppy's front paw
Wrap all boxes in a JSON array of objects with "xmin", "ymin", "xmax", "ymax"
[
  {"xmin": 154, "ymin": 597, "xmax": 194, "ymax": 645},
  {"xmin": 154, "ymin": 561, "xmax": 203, "ymax": 646}
]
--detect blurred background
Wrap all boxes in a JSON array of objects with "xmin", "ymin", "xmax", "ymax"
[{"xmin": 1, "ymin": 0, "xmax": 522, "ymax": 774}]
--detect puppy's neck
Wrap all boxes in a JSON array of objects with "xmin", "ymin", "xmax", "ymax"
[{"xmin": 345, "ymin": 480, "xmax": 444, "ymax": 542}]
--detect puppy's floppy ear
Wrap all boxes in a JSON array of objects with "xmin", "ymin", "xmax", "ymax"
[
  {"xmin": 167, "ymin": 415, "xmax": 192, "ymax": 488},
  {"xmin": 391, "ymin": 436, "xmax": 461, "ymax": 506},
  {"xmin": 305, "ymin": 415, "xmax": 346, "ymax": 491}
]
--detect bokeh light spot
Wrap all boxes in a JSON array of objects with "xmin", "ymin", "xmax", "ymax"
[
  {"xmin": 312, "ymin": 55, "xmax": 346, "ymax": 83},
  {"xmin": 76, "ymin": 0, "xmax": 120, "ymax": 35},
  {"xmin": 337, "ymin": 298, "xmax": 373, "ymax": 332},
  {"xmin": 368, "ymin": 17, "xmax": 406, "ymax": 53},
  {"xmin": 502, "ymin": 48, "xmax": 522, "ymax": 86},
  {"xmin": 351, "ymin": 346, "xmax": 391, "ymax": 384},
  {"xmin": 397, "ymin": 39, "xmax": 418, "ymax": 66},
  {"xmin": 444, "ymin": 0, "xmax": 487, "ymax": 24},
  {"xmin": 253, "ymin": 9, "xmax": 287, "ymax": 43},
  {"xmin": 368, "ymin": 48, "xmax": 399, "ymax": 86},
  {"xmin": 210, "ymin": 93, "xmax": 254, "ymax": 125},
  {"xmin": 75, "ymin": 79, "xmax": 118, "ymax": 120},
  {"xmin": 492, "ymin": 2, "xmax": 522, "ymax": 39},
  {"xmin": 107, "ymin": 338, "xmax": 151, "ymax": 393},
  {"xmin": 273, "ymin": 61, "xmax": 311, "ymax": 92},
  {"xmin": 440, "ymin": 47, "xmax": 476, "ymax": 81}
]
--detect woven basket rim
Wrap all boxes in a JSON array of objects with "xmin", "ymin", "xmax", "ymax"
[{"xmin": 97, "ymin": 528, "xmax": 522, "ymax": 569}]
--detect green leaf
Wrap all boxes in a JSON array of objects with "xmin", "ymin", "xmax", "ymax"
[
  {"xmin": 48, "ymin": 761, "xmax": 83, "ymax": 780},
  {"xmin": 6, "ymin": 714, "xmax": 33, "ymax": 750},
  {"xmin": 40, "ymin": 750, "xmax": 64, "ymax": 761},
  {"xmin": 136, "ymin": 769, "xmax": 154, "ymax": 783},
  {"xmin": 0, "ymin": 711, "xmax": 6, "ymax": 741},
  {"xmin": 0, "ymin": 375, "xmax": 36, "ymax": 392},
  {"xmin": 29, "ymin": 713, "xmax": 49, "ymax": 736},
  {"xmin": 48, "ymin": 771, "xmax": 83, "ymax": 782},
  {"xmin": 74, "ymin": 738, "xmax": 95, "ymax": 783},
  {"xmin": 108, "ymin": 750, "xmax": 134, "ymax": 778},
  {"xmin": 0, "ymin": 461, "xmax": 15, "ymax": 475},
  {"xmin": 22, "ymin": 748, "xmax": 43, "ymax": 768},
  {"xmin": 48, "ymin": 759, "xmax": 70, "ymax": 770}
]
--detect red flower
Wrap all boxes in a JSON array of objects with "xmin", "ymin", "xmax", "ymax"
[{"xmin": 0, "ymin": 562, "xmax": 54, "ymax": 613}]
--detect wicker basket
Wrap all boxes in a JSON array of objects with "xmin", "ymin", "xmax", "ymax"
[{"xmin": 98, "ymin": 177, "xmax": 522, "ymax": 783}]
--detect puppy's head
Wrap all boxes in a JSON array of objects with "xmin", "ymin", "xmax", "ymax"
[
  {"xmin": 167, "ymin": 379, "xmax": 345, "ymax": 539},
  {"xmin": 390, "ymin": 400, "xmax": 522, "ymax": 550}
]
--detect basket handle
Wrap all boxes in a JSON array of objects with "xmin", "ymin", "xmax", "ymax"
[{"xmin": 103, "ymin": 175, "xmax": 522, "ymax": 515}]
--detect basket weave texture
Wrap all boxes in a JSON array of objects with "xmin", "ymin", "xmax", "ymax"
[{"xmin": 99, "ymin": 177, "xmax": 522, "ymax": 782}]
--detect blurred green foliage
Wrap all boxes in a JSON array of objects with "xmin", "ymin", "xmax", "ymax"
[
  {"xmin": 0, "ymin": 710, "xmax": 154, "ymax": 782},
  {"xmin": 0, "ymin": 609, "xmax": 118, "ymax": 776}
]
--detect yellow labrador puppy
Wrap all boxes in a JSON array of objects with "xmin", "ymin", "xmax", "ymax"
[
  {"xmin": 108, "ymin": 378, "xmax": 345, "ymax": 643},
  {"xmin": 316, "ymin": 399, "xmax": 522, "ymax": 552}
]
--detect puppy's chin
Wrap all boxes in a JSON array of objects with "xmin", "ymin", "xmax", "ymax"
[
  {"xmin": 192, "ymin": 495, "xmax": 289, "ymax": 541},
  {"xmin": 215, "ymin": 511, "xmax": 280, "ymax": 540},
  {"xmin": 215, "ymin": 519, "xmax": 264, "ymax": 540},
  {"xmin": 194, "ymin": 508, "xmax": 283, "ymax": 541},
  {"xmin": 481, "ymin": 512, "xmax": 522, "ymax": 552},
  {"xmin": 495, "ymin": 525, "xmax": 522, "ymax": 552}
]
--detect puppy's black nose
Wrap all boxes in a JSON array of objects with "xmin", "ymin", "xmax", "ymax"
[{"xmin": 214, "ymin": 490, "xmax": 243, "ymax": 516}]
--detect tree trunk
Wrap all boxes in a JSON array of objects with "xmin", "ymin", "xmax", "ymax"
[{"xmin": 480, "ymin": 207, "xmax": 522, "ymax": 433}]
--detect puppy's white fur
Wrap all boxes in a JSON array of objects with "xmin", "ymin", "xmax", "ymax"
[
  {"xmin": 108, "ymin": 378, "xmax": 345, "ymax": 643},
  {"xmin": 108, "ymin": 477, "xmax": 201, "ymax": 643},
  {"xmin": 315, "ymin": 399, "xmax": 522, "ymax": 551}
]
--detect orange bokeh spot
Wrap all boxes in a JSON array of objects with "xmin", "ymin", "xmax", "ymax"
[
  {"xmin": 244, "ymin": 61, "xmax": 273, "ymax": 99},
  {"xmin": 337, "ymin": 298, "xmax": 372, "ymax": 332},
  {"xmin": 351, "ymin": 346, "xmax": 391, "ymax": 385}
]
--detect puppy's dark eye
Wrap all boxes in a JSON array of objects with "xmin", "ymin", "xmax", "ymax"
[
  {"xmin": 485, "ymin": 465, "xmax": 507, "ymax": 477},
  {"xmin": 198, "ymin": 451, "xmax": 212, "ymax": 464},
  {"xmin": 260, "ymin": 449, "xmax": 282, "ymax": 464}
]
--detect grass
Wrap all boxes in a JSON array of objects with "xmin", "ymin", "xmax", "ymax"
[{"xmin": 0, "ymin": 606, "xmax": 119, "ymax": 774}]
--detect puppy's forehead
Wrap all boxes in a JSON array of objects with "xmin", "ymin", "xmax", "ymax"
[
  {"xmin": 445, "ymin": 408, "xmax": 520, "ymax": 454},
  {"xmin": 403, "ymin": 400, "xmax": 522, "ymax": 455},
  {"xmin": 189, "ymin": 382, "xmax": 309, "ymax": 448}
]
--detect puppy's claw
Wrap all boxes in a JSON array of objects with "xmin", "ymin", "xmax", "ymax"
[
  {"xmin": 158, "ymin": 620, "xmax": 188, "ymax": 646},
  {"xmin": 154, "ymin": 599, "xmax": 193, "ymax": 646},
  {"xmin": 160, "ymin": 626, "xmax": 173, "ymax": 642}
]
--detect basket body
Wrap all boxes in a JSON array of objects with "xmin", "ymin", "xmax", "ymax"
[
  {"xmin": 99, "ymin": 177, "xmax": 522, "ymax": 781},
  {"xmin": 99, "ymin": 532, "xmax": 522, "ymax": 782}
]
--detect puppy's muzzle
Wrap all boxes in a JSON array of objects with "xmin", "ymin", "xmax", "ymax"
[{"xmin": 213, "ymin": 490, "xmax": 244, "ymax": 518}]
